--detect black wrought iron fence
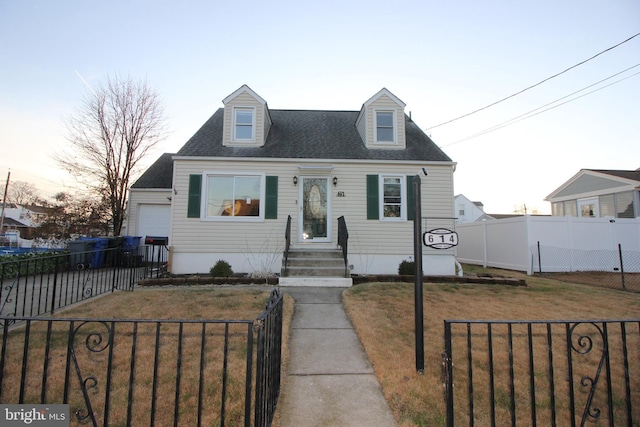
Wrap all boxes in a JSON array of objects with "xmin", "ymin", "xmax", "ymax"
[
  {"xmin": 254, "ymin": 289, "xmax": 284, "ymax": 427},
  {"xmin": 0, "ymin": 289, "xmax": 284, "ymax": 427},
  {"xmin": 0, "ymin": 247, "xmax": 153, "ymax": 326},
  {"xmin": 443, "ymin": 319, "xmax": 640, "ymax": 427},
  {"xmin": 534, "ymin": 242, "xmax": 640, "ymax": 292}
]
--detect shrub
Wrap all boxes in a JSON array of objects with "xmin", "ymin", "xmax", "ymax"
[
  {"xmin": 210, "ymin": 259, "xmax": 233, "ymax": 277},
  {"xmin": 398, "ymin": 260, "xmax": 415, "ymax": 275}
]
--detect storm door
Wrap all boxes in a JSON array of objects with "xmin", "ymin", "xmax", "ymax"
[{"xmin": 299, "ymin": 177, "xmax": 331, "ymax": 242}]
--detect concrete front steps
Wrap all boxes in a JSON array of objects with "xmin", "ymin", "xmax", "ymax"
[{"xmin": 279, "ymin": 248, "xmax": 353, "ymax": 287}]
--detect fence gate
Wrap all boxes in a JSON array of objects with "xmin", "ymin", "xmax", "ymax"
[{"xmin": 443, "ymin": 319, "xmax": 640, "ymax": 426}]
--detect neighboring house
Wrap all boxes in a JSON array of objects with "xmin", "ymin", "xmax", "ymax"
[
  {"xmin": 20, "ymin": 204, "xmax": 51, "ymax": 226},
  {"xmin": 0, "ymin": 217, "xmax": 29, "ymax": 239},
  {"xmin": 127, "ymin": 85, "xmax": 456, "ymax": 278},
  {"xmin": 1, "ymin": 203, "xmax": 52, "ymax": 238},
  {"xmin": 454, "ymin": 194, "xmax": 494, "ymax": 223},
  {"xmin": 546, "ymin": 168, "xmax": 640, "ymax": 218},
  {"xmin": 2, "ymin": 203, "xmax": 51, "ymax": 227}
]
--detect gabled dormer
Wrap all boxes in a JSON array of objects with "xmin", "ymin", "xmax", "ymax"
[
  {"xmin": 355, "ymin": 88, "xmax": 406, "ymax": 150},
  {"xmin": 222, "ymin": 85, "xmax": 272, "ymax": 147}
]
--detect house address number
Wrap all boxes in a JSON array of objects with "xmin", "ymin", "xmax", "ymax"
[{"xmin": 423, "ymin": 228, "xmax": 458, "ymax": 249}]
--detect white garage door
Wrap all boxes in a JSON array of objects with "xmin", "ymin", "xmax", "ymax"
[{"xmin": 137, "ymin": 204, "xmax": 171, "ymax": 241}]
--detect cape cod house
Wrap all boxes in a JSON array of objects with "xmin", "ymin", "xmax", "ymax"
[{"xmin": 127, "ymin": 85, "xmax": 456, "ymax": 284}]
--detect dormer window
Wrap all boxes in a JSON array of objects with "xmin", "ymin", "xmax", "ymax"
[
  {"xmin": 375, "ymin": 110, "xmax": 395, "ymax": 143},
  {"xmin": 356, "ymin": 88, "xmax": 406, "ymax": 149},
  {"xmin": 233, "ymin": 107, "xmax": 255, "ymax": 141}
]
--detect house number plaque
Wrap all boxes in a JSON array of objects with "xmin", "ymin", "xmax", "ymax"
[{"xmin": 423, "ymin": 228, "xmax": 458, "ymax": 249}]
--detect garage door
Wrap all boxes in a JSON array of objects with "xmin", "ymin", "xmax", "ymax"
[{"xmin": 137, "ymin": 204, "xmax": 171, "ymax": 241}]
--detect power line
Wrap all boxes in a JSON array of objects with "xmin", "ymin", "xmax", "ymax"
[
  {"xmin": 427, "ymin": 32, "xmax": 640, "ymax": 131},
  {"xmin": 441, "ymin": 66, "xmax": 640, "ymax": 147},
  {"xmin": 0, "ymin": 164, "xmax": 77, "ymax": 196}
]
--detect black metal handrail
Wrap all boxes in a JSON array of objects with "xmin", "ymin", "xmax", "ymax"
[
  {"xmin": 337, "ymin": 216, "xmax": 349, "ymax": 277},
  {"xmin": 283, "ymin": 215, "xmax": 292, "ymax": 276}
]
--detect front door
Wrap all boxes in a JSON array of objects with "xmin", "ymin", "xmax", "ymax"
[{"xmin": 299, "ymin": 177, "xmax": 331, "ymax": 242}]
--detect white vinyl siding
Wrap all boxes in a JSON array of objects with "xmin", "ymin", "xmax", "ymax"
[{"xmin": 171, "ymin": 159, "xmax": 454, "ymax": 263}]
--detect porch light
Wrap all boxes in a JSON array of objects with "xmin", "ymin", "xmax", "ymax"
[
  {"xmin": 293, "ymin": 176, "xmax": 298, "ymax": 186},
  {"xmin": 333, "ymin": 177, "xmax": 338, "ymax": 187}
]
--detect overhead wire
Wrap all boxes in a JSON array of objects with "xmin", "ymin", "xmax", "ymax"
[
  {"xmin": 0, "ymin": 164, "xmax": 78, "ymax": 197},
  {"xmin": 426, "ymin": 32, "xmax": 640, "ymax": 131},
  {"xmin": 440, "ymin": 64, "xmax": 640, "ymax": 147}
]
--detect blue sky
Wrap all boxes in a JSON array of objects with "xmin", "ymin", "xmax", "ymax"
[{"xmin": 1, "ymin": 0, "xmax": 638, "ymax": 214}]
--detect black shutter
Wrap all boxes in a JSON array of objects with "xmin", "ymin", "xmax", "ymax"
[
  {"xmin": 407, "ymin": 175, "xmax": 414, "ymax": 220},
  {"xmin": 265, "ymin": 176, "xmax": 278, "ymax": 219},
  {"xmin": 187, "ymin": 174, "xmax": 202, "ymax": 218},
  {"xmin": 367, "ymin": 175, "xmax": 379, "ymax": 220}
]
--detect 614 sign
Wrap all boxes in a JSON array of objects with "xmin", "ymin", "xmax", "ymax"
[{"xmin": 423, "ymin": 228, "xmax": 458, "ymax": 249}]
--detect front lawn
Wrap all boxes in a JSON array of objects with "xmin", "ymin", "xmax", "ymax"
[{"xmin": 343, "ymin": 272, "xmax": 640, "ymax": 426}]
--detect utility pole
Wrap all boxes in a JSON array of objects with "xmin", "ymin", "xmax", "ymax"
[{"xmin": 0, "ymin": 170, "xmax": 10, "ymax": 236}]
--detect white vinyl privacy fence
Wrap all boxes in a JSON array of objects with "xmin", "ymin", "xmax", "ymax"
[{"xmin": 455, "ymin": 216, "xmax": 640, "ymax": 275}]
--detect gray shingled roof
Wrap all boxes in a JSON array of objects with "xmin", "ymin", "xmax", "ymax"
[
  {"xmin": 588, "ymin": 169, "xmax": 640, "ymax": 183},
  {"xmin": 176, "ymin": 109, "xmax": 452, "ymax": 162},
  {"xmin": 131, "ymin": 152, "xmax": 175, "ymax": 189}
]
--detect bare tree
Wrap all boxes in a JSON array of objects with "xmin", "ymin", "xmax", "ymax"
[
  {"xmin": 7, "ymin": 180, "xmax": 40, "ymax": 205},
  {"xmin": 58, "ymin": 75, "xmax": 169, "ymax": 235}
]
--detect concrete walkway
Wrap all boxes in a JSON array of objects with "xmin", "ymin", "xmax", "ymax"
[{"xmin": 278, "ymin": 287, "xmax": 397, "ymax": 427}]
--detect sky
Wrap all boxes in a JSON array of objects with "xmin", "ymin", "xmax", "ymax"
[{"xmin": 1, "ymin": 0, "xmax": 638, "ymax": 214}]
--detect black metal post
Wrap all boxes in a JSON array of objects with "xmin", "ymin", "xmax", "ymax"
[
  {"xmin": 537, "ymin": 241, "xmax": 542, "ymax": 276},
  {"xmin": 50, "ymin": 256, "xmax": 60, "ymax": 315},
  {"xmin": 413, "ymin": 174, "xmax": 424, "ymax": 373},
  {"xmin": 111, "ymin": 248, "xmax": 118, "ymax": 292},
  {"xmin": 618, "ymin": 243, "xmax": 626, "ymax": 290}
]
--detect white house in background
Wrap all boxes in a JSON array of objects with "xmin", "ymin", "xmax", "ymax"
[
  {"xmin": 127, "ymin": 85, "xmax": 457, "ymax": 280},
  {"xmin": 2, "ymin": 203, "xmax": 48, "ymax": 228},
  {"xmin": 454, "ymin": 194, "xmax": 494, "ymax": 223},
  {"xmin": 546, "ymin": 168, "xmax": 640, "ymax": 218}
]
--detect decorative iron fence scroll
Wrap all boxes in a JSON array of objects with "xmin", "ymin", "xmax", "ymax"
[
  {"xmin": 443, "ymin": 319, "xmax": 640, "ymax": 427},
  {"xmin": 0, "ymin": 289, "xmax": 283, "ymax": 427}
]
